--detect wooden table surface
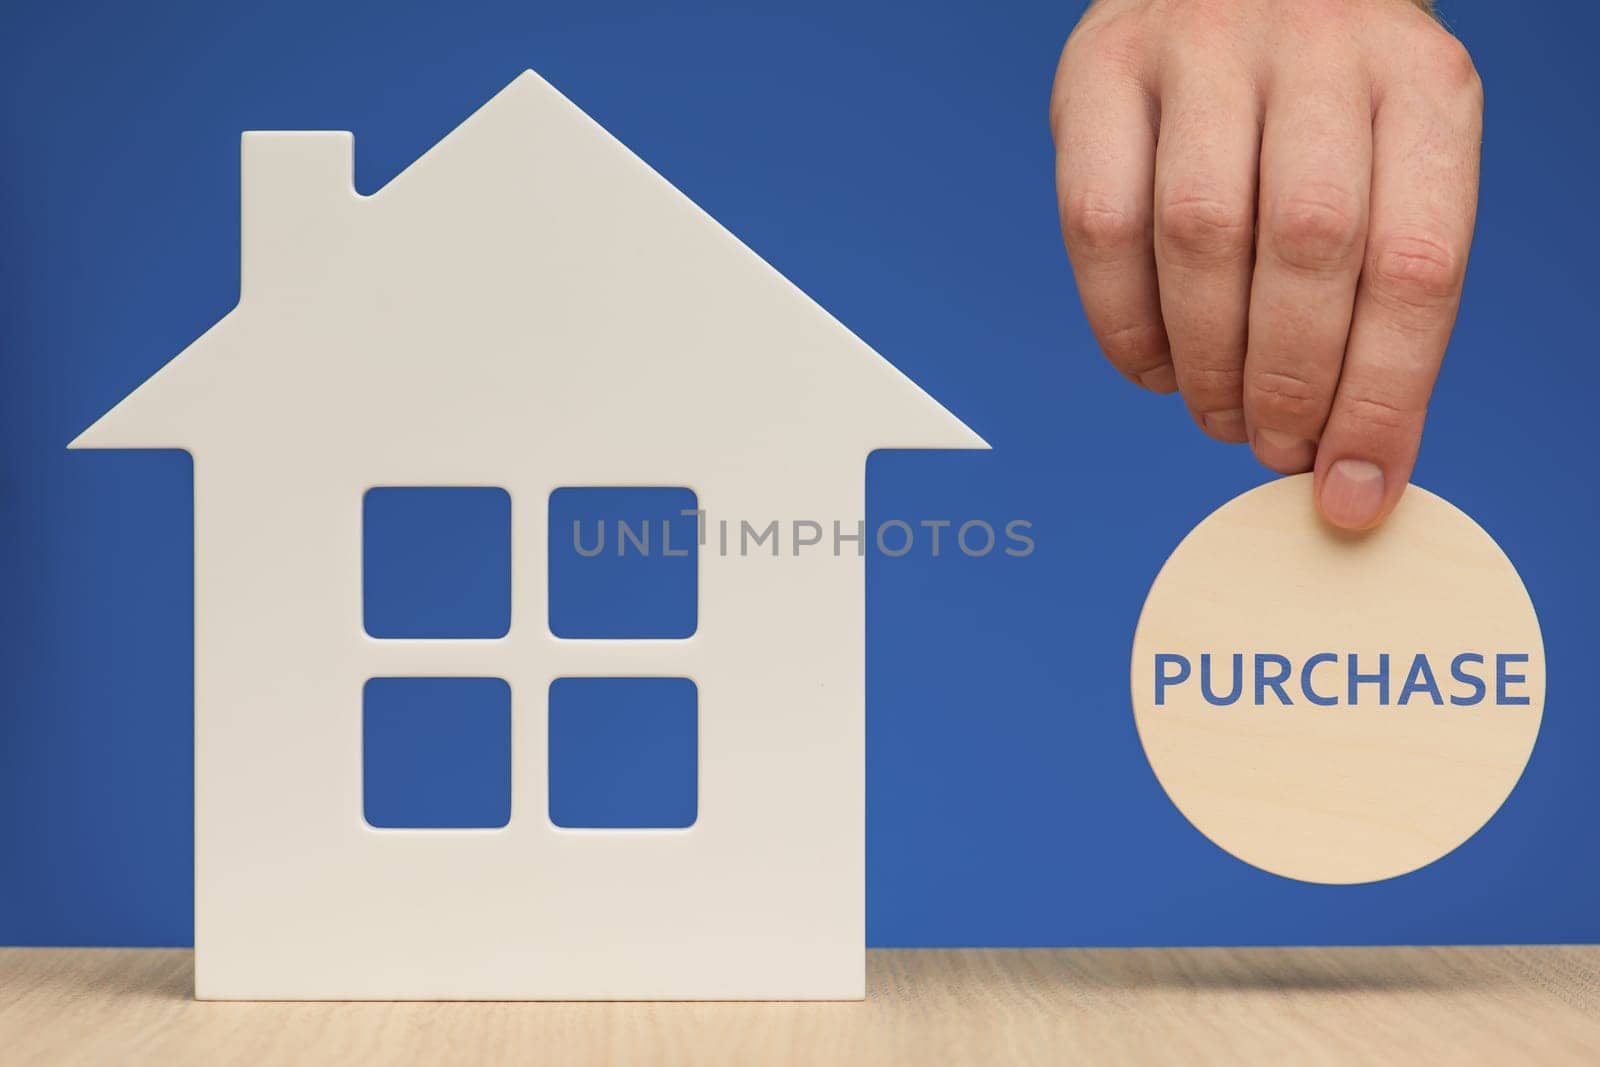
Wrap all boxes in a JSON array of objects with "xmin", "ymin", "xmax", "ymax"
[{"xmin": 4, "ymin": 947, "xmax": 1599, "ymax": 1065}]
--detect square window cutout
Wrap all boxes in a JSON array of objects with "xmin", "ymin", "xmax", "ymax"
[
  {"xmin": 548, "ymin": 487, "xmax": 697, "ymax": 639},
  {"xmin": 364, "ymin": 677, "xmax": 511, "ymax": 828},
  {"xmin": 364, "ymin": 487, "xmax": 510, "ymax": 639},
  {"xmin": 549, "ymin": 677, "xmax": 697, "ymax": 829}
]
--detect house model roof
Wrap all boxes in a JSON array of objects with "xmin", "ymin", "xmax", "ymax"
[{"xmin": 70, "ymin": 71, "xmax": 987, "ymax": 461}]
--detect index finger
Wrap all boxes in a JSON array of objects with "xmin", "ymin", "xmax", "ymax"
[{"xmin": 1314, "ymin": 37, "xmax": 1483, "ymax": 529}]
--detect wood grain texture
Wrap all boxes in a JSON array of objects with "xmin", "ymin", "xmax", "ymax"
[
  {"xmin": 1131, "ymin": 475, "xmax": 1544, "ymax": 884},
  {"xmin": 4, "ymin": 947, "xmax": 1599, "ymax": 1065}
]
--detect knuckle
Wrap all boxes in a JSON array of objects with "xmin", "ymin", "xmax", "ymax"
[
  {"xmin": 1051, "ymin": 35, "xmax": 1153, "ymax": 142},
  {"xmin": 1180, "ymin": 360, "xmax": 1245, "ymax": 403},
  {"xmin": 1367, "ymin": 231, "xmax": 1464, "ymax": 313},
  {"xmin": 1065, "ymin": 17, "xmax": 1138, "ymax": 68},
  {"xmin": 1265, "ymin": 188, "xmax": 1366, "ymax": 273},
  {"xmin": 1248, "ymin": 368, "xmax": 1329, "ymax": 427},
  {"xmin": 1158, "ymin": 191, "xmax": 1254, "ymax": 264},
  {"xmin": 1336, "ymin": 387, "xmax": 1425, "ymax": 440},
  {"xmin": 1062, "ymin": 12, "xmax": 1113, "ymax": 58},
  {"xmin": 1098, "ymin": 319, "xmax": 1170, "ymax": 370},
  {"xmin": 1059, "ymin": 21, "xmax": 1095, "ymax": 69},
  {"xmin": 1061, "ymin": 191, "xmax": 1147, "ymax": 257},
  {"xmin": 1056, "ymin": 18, "xmax": 1146, "ymax": 113},
  {"xmin": 1169, "ymin": 0, "xmax": 1242, "ymax": 36},
  {"xmin": 1423, "ymin": 29, "xmax": 1481, "ymax": 94},
  {"xmin": 1400, "ymin": 25, "xmax": 1483, "ymax": 115}
]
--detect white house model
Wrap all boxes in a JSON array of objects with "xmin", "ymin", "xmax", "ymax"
[{"xmin": 71, "ymin": 71, "xmax": 986, "ymax": 1000}]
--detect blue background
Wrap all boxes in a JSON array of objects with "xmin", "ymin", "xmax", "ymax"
[
  {"xmin": 364, "ymin": 677, "xmax": 513, "ymax": 829},
  {"xmin": 364, "ymin": 487, "xmax": 513, "ymax": 639},
  {"xmin": 3, "ymin": 0, "xmax": 1596, "ymax": 947},
  {"xmin": 547, "ymin": 487, "xmax": 699, "ymax": 639},
  {"xmin": 548, "ymin": 677, "xmax": 699, "ymax": 830}
]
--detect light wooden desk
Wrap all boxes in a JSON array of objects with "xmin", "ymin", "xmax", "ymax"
[{"xmin": 4, "ymin": 947, "xmax": 1598, "ymax": 1065}]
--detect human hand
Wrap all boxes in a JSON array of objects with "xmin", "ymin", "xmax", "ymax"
[{"xmin": 1051, "ymin": 0, "xmax": 1482, "ymax": 528}]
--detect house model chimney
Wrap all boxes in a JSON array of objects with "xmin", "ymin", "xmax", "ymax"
[{"xmin": 240, "ymin": 131, "xmax": 354, "ymax": 297}]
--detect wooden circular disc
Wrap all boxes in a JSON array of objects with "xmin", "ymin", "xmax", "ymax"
[{"xmin": 1131, "ymin": 474, "xmax": 1544, "ymax": 884}]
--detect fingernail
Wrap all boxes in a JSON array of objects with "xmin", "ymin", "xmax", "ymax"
[
  {"xmin": 1201, "ymin": 408, "xmax": 1247, "ymax": 442},
  {"xmin": 1137, "ymin": 365, "xmax": 1178, "ymax": 393},
  {"xmin": 1252, "ymin": 428, "xmax": 1316, "ymax": 473},
  {"xmin": 1320, "ymin": 459, "xmax": 1386, "ymax": 529}
]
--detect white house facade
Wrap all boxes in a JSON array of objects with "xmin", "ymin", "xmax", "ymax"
[{"xmin": 71, "ymin": 72, "xmax": 985, "ymax": 1000}]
